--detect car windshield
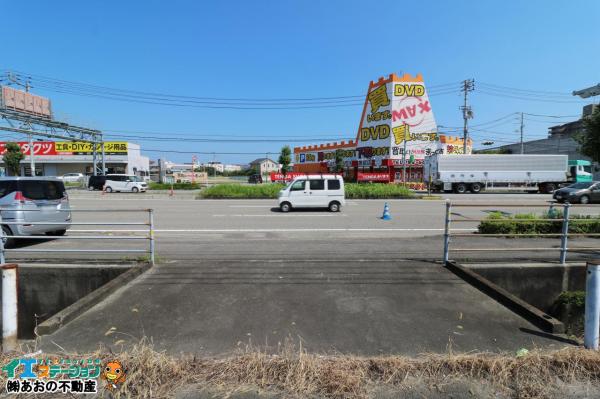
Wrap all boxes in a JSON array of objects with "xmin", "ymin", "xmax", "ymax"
[
  {"xmin": 130, "ymin": 176, "xmax": 143, "ymax": 182},
  {"xmin": 568, "ymin": 182, "xmax": 593, "ymax": 189}
]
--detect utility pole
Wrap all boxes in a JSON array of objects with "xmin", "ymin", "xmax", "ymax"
[
  {"xmin": 6, "ymin": 73, "xmax": 35, "ymax": 175},
  {"xmin": 460, "ymin": 79, "xmax": 475, "ymax": 154},
  {"xmin": 28, "ymin": 135, "xmax": 35, "ymax": 176},
  {"xmin": 519, "ymin": 112, "xmax": 525, "ymax": 154}
]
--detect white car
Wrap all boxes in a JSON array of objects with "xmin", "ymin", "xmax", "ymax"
[
  {"xmin": 103, "ymin": 174, "xmax": 148, "ymax": 193},
  {"xmin": 278, "ymin": 174, "xmax": 345, "ymax": 212},
  {"xmin": 60, "ymin": 173, "xmax": 84, "ymax": 183}
]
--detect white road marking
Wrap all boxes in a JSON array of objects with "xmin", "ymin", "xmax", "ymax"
[
  {"xmin": 70, "ymin": 228, "xmax": 476, "ymax": 233},
  {"xmin": 228, "ymin": 205, "xmax": 274, "ymax": 208},
  {"xmin": 212, "ymin": 214, "xmax": 347, "ymax": 217}
]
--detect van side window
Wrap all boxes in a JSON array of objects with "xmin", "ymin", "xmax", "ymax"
[
  {"xmin": 290, "ymin": 180, "xmax": 305, "ymax": 191},
  {"xmin": 327, "ymin": 179, "xmax": 340, "ymax": 190},
  {"xmin": 309, "ymin": 180, "xmax": 325, "ymax": 190}
]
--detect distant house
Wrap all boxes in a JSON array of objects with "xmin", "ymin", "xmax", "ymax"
[{"xmin": 249, "ymin": 158, "xmax": 279, "ymax": 175}]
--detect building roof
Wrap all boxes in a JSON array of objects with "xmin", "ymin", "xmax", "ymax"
[{"xmin": 249, "ymin": 158, "xmax": 275, "ymax": 164}]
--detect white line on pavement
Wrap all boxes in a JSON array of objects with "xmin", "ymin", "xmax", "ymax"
[
  {"xmin": 228, "ymin": 205, "xmax": 274, "ymax": 208},
  {"xmin": 70, "ymin": 228, "xmax": 476, "ymax": 233},
  {"xmin": 212, "ymin": 214, "xmax": 347, "ymax": 217}
]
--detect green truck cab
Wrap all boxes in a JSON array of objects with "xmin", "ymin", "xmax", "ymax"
[{"xmin": 568, "ymin": 160, "xmax": 593, "ymax": 182}]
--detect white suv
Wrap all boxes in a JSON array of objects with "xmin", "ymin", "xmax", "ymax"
[{"xmin": 104, "ymin": 175, "xmax": 147, "ymax": 193}]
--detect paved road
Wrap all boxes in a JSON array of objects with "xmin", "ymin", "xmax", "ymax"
[
  {"xmin": 19, "ymin": 193, "xmax": 598, "ymax": 355},
  {"xmin": 5, "ymin": 193, "xmax": 598, "ymax": 263}
]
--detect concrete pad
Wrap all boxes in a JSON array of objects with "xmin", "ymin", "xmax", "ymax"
[{"xmin": 39, "ymin": 259, "xmax": 570, "ymax": 355}]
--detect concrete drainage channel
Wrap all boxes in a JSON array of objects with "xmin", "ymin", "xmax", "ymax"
[
  {"xmin": 446, "ymin": 261, "xmax": 587, "ymax": 336},
  {"xmin": 0, "ymin": 207, "xmax": 155, "ymax": 348},
  {"xmin": 1, "ymin": 262, "xmax": 149, "ymax": 340}
]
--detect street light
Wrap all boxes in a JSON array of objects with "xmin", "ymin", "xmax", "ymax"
[{"xmin": 573, "ymin": 84, "xmax": 600, "ymax": 99}]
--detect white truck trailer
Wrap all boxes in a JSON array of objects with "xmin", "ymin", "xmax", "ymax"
[{"xmin": 424, "ymin": 154, "xmax": 569, "ymax": 194}]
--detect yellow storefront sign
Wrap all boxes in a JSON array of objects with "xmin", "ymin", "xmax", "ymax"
[{"xmin": 55, "ymin": 142, "xmax": 128, "ymax": 155}]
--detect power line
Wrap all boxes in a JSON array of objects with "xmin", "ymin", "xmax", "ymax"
[
  {"xmin": 478, "ymin": 82, "xmax": 575, "ymax": 97},
  {"xmin": 477, "ymin": 89, "xmax": 593, "ymax": 104},
  {"xmin": 2, "ymin": 69, "xmax": 461, "ymax": 109}
]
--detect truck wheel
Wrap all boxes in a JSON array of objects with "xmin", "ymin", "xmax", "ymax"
[
  {"xmin": 280, "ymin": 202, "xmax": 291, "ymax": 213},
  {"xmin": 544, "ymin": 183, "xmax": 556, "ymax": 194},
  {"xmin": 454, "ymin": 183, "xmax": 468, "ymax": 194},
  {"xmin": 470, "ymin": 183, "xmax": 483, "ymax": 193}
]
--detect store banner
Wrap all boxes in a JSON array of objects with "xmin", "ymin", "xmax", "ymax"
[
  {"xmin": 357, "ymin": 172, "xmax": 390, "ymax": 182},
  {"xmin": 0, "ymin": 141, "xmax": 128, "ymax": 156},
  {"xmin": 56, "ymin": 141, "xmax": 128, "ymax": 155},
  {"xmin": 270, "ymin": 172, "xmax": 307, "ymax": 182},
  {"xmin": 0, "ymin": 142, "xmax": 57, "ymax": 156}
]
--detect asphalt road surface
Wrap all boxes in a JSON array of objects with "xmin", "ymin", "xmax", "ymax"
[{"xmin": 5, "ymin": 192, "xmax": 599, "ymax": 263}]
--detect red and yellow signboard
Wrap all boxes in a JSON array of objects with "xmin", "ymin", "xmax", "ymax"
[{"xmin": 0, "ymin": 141, "xmax": 128, "ymax": 156}]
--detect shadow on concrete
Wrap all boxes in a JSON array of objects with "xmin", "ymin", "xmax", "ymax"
[{"xmin": 519, "ymin": 327, "xmax": 581, "ymax": 346}]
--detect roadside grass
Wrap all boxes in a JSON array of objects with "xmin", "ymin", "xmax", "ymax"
[
  {"xmin": 148, "ymin": 182, "xmax": 202, "ymax": 190},
  {"xmin": 345, "ymin": 183, "xmax": 414, "ymax": 199},
  {"xmin": 199, "ymin": 183, "xmax": 416, "ymax": 199},
  {"xmin": 478, "ymin": 211, "xmax": 600, "ymax": 235},
  {"xmin": 200, "ymin": 183, "xmax": 285, "ymax": 199},
  {"xmin": 9, "ymin": 340, "xmax": 600, "ymax": 398}
]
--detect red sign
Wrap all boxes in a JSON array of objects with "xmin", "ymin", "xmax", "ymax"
[
  {"xmin": 269, "ymin": 172, "xmax": 308, "ymax": 182},
  {"xmin": 0, "ymin": 142, "xmax": 57, "ymax": 156},
  {"xmin": 357, "ymin": 172, "xmax": 390, "ymax": 182}
]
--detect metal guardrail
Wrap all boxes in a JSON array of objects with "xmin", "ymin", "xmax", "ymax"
[
  {"xmin": 443, "ymin": 201, "xmax": 600, "ymax": 265},
  {"xmin": 0, "ymin": 208, "xmax": 155, "ymax": 266}
]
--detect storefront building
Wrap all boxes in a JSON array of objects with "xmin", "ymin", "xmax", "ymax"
[
  {"xmin": 293, "ymin": 73, "xmax": 472, "ymax": 185},
  {"xmin": 0, "ymin": 141, "xmax": 150, "ymax": 177}
]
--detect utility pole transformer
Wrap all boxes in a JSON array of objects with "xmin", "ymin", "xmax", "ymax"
[{"xmin": 460, "ymin": 79, "xmax": 475, "ymax": 154}]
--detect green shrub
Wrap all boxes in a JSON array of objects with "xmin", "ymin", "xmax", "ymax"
[
  {"xmin": 478, "ymin": 212, "xmax": 600, "ymax": 235},
  {"xmin": 555, "ymin": 291, "xmax": 586, "ymax": 308},
  {"xmin": 200, "ymin": 183, "xmax": 285, "ymax": 199},
  {"xmin": 344, "ymin": 183, "xmax": 414, "ymax": 199},
  {"xmin": 199, "ymin": 183, "xmax": 416, "ymax": 199},
  {"xmin": 149, "ymin": 182, "xmax": 201, "ymax": 190}
]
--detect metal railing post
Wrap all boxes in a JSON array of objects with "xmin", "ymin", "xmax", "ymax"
[
  {"xmin": 443, "ymin": 200, "xmax": 451, "ymax": 265},
  {"xmin": 585, "ymin": 260, "xmax": 600, "ymax": 350},
  {"xmin": 0, "ymin": 227, "xmax": 5, "ymax": 265},
  {"xmin": 2, "ymin": 264, "xmax": 18, "ymax": 352},
  {"xmin": 559, "ymin": 203, "xmax": 571, "ymax": 264},
  {"xmin": 149, "ymin": 209, "xmax": 155, "ymax": 266}
]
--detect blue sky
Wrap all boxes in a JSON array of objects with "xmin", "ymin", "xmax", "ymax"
[{"xmin": 1, "ymin": 0, "xmax": 599, "ymax": 164}]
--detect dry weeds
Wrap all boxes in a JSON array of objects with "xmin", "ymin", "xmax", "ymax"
[{"xmin": 1, "ymin": 339, "xmax": 599, "ymax": 398}]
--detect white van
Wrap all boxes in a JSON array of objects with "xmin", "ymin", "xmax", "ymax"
[
  {"xmin": 104, "ymin": 174, "xmax": 148, "ymax": 193},
  {"xmin": 278, "ymin": 175, "xmax": 345, "ymax": 212}
]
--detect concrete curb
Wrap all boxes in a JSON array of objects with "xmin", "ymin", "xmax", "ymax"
[
  {"xmin": 445, "ymin": 261, "xmax": 565, "ymax": 334},
  {"xmin": 36, "ymin": 263, "xmax": 151, "ymax": 336}
]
